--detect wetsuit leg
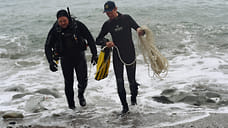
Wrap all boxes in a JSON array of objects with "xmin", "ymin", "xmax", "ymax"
[
  {"xmin": 61, "ymin": 57, "xmax": 75, "ymax": 108},
  {"xmin": 126, "ymin": 62, "xmax": 139, "ymax": 105},
  {"xmin": 75, "ymin": 52, "xmax": 88, "ymax": 106},
  {"xmin": 113, "ymin": 51, "xmax": 128, "ymax": 110},
  {"xmin": 75, "ymin": 52, "xmax": 88, "ymax": 96}
]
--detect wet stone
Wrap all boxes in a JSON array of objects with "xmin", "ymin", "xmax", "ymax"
[
  {"xmin": 9, "ymin": 121, "xmax": 17, "ymax": 125},
  {"xmin": 161, "ymin": 88, "xmax": 177, "ymax": 96},
  {"xmin": 2, "ymin": 112, "xmax": 24, "ymax": 119},
  {"xmin": 4, "ymin": 86, "xmax": 25, "ymax": 92},
  {"xmin": 12, "ymin": 93, "xmax": 32, "ymax": 99},
  {"xmin": 204, "ymin": 92, "xmax": 220, "ymax": 98},
  {"xmin": 152, "ymin": 96, "xmax": 174, "ymax": 104}
]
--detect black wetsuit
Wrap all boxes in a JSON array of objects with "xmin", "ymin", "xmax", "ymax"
[
  {"xmin": 45, "ymin": 19, "xmax": 97, "ymax": 108},
  {"xmin": 96, "ymin": 12, "xmax": 140, "ymax": 109}
]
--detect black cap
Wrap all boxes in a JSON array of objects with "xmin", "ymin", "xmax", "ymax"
[
  {"xmin": 56, "ymin": 9, "xmax": 69, "ymax": 19},
  {"xmin": 104, "ymin": 1, "xmax": 116, "ymax": 12}
]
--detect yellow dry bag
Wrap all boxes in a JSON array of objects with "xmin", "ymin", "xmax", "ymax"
[{"xmin": 95, "ymin": 47, "xmax": 111, "ymax": 80}]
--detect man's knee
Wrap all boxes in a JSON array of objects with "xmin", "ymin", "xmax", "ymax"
[
  {"xmin": 116, "ymin": 78, "xmax": 125, "ymax": 93},
  {"xmin": 78, "ymin": 82, "xmax": 87, "ymax": 91},
  {"xmin": 116, "ymin": 78, "xmax": 124, "ymax": 85}
]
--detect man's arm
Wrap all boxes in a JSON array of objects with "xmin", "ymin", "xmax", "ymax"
[
  {"xmin": 96, "ymin": 22, "xmax": 109, "ymax": 47},
  {"xmin": 127, "ymin": 15, "xmax": 145, "ymax": 36},
  {"xmin": 79, "ymin": 21, "xmax": 97, "ymax": 56},
  {"xmin": 44, "ymin": 27, "xmax": 55, "ymax": 64},
  {"xmin": 127, "ymin": 15, "xmax": 140, "ymax": 31},
  {"xmin": 44, "ymin": 25, "xmax": 59, "ymax": 72}
]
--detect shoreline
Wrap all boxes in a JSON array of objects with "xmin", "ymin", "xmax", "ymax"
[
  {"xmin": 160, "ymin": 113, "xmax": 228, "ymax": 128},
  {"xmin": 2, "ymin": 112, "xmax": 228, "ymax": 128}
]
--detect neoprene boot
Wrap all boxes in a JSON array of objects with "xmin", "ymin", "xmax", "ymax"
[
  {"xmin": 130, "ymin": 82, "xmax": 139, "ymax": 105},
  {"xmin": 79, "ymin": 97, "xmax": 86, "ymax": 106},
  {"xmin": 78, "ymin": 89, "xmax": 86, "ymax": 107},
  {"xmin": 131, "ymin": 96, "xmax": 137, "ymax": 105},
  {"xmin": 69, "ymin": 105, "xmax": 76, "ymax": 110},
  {"xmin": 121, "ymin": 105, "xmax": 129, "ymax": 114}
]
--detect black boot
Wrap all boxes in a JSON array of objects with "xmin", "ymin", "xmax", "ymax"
[
  {"xmin": 131, "ymin": 96, "xmax": 137, "ymax": 105},
  {"xmin": 79, "ymin": 96, "xmax": 86, "ymax": 107},
  {"xmin": 69, "ymin": 105, "xmax": 76, "ymax": 110},
  {"xmin": 121, "ymin": 105, "xmax": 129, "ymax": 115},
  {"xmin": 130, "ymin": 82, "xmax": 139, "ymax": 105},
  {"xmin": 78, "ymin": 90, "xmax": 86, "ymax": 107},
  {"xmin": 68, "ymin": 99, "xmax": 76, "ymax": 110},
  {"xmin": 65, "ymin": 93, "xmax": 76, "ymax": 109}
]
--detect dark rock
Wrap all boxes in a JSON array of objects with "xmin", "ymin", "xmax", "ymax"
[
  {"xmin": 204, "ymin": 92, "xmax": 220, "ymax": 98},
  {"xmin": 168, "ymin": 91, "xmax": 189, "ymax": 102},
  {"xmin": 177, "ymin": 95, "xmax": 212, "ymax": 106},
  {"xmin": 161, "ymin": 88, "xmax": 177, "ymax": 96},
  {"xmin": 152, "ymin": 96, "xmax": 174, "ymax": 104},
  {"xmin": 2, "ymin": 112, "xmax": 24, "ymax": 119},
  {"xmin": 206, "ymin": 99, "xmax": 216, "ymax": 103},
  {"xmin": 9, "ymin": 121, "xmax": 17, "ymax": 125},
  {"xmin": 12, "ymin": 93, "xmax": 32, "ymax": 99},
  {"xmin": 4, "ymin": 86, "xmax": 24, "ymax": 92},
  {"xmin": 218, "ymin": 100, "xmax": 228, "ymax": 106}
]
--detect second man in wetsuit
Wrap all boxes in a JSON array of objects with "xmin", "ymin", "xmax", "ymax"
[{"xmin": 96, "ymin": 1, "xmax": 145, "ymax": 114}]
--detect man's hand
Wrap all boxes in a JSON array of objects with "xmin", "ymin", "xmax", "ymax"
[
  {"xmin": 106, "ymin": 41, "xmax": 115, "ymax": 48},
  {"xmin": 49, "ymin": 62, "xmax": 58, "ymax": 72},
  {"xmin": 137, "ymin": 27, "xmax": 145, "ymax": 36},
  {"xmin": 91, "ymin": 54, "xmax": 98, "ymax": 65}
]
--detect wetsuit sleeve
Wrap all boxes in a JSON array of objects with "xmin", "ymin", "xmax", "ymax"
[
  {"xmin": 44, "ymin": 26, "xmax": 56, "ymax": 64},
  {"xmin": 78, "ymin": 21, "xmax": 97, "ymax": 55},
  {"xmin": 96, "ymin": 22, "xmax": 109, "ymax": 46},
  {"xmin": 127, "ymin": 15, "xmax": 140, "ymax": 31}
]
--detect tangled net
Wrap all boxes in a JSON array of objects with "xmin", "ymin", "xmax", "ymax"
[{"xmin": 138, "ymin": 25, "xmax": 168, "ymax": 79}]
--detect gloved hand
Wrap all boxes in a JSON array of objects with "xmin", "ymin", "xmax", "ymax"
[
  {"xmin": 96, "ymin": 38, "xmax": 109, "ymax": 46},
  {"xmin": 49, "ymin": 62, "xmax": 58, "ymax": 72},
  {"xmin": 91, "ymin": 54, "xmax": 98, "ymax": 65}
]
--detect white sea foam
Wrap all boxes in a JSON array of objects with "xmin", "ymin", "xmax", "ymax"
[{"xmin": 0, "ymin": 0, "xmax": 228, "ymax": 127}]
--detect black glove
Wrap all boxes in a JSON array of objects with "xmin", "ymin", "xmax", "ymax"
[
  {"xmin": 49, "ymin": 62, "xmax": 58, "ymax": 72},
  {"xmin": 91, "ymin": 54, "xmax": 98, "ymax": 65},
  {"xmin": 96, "ymin": 38, "xmax": 109, "ymax": 47}
]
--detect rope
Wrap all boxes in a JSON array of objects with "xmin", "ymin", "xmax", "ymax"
[
  {"xmin": 138, "ymin": 25, "xmax": 169, "ymax": 79},
  {"xmin": 95, "ymin": 45, "xmax": 135, "ymax": 80},
  {"xmin": 113, "ymin": 46, "xmax": 136, "ymax": 66}
]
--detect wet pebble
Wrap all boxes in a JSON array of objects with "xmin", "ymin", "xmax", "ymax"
[
  {"xmin": 9, "ymin": 121, "xmax": 17, "ymax": 125},
  {"xmin": 2, "ymin": 112, "xmax": 24, "ymax": 119},
  {"xmin": 152, "ymin": 96, "xmax": 174, "ymax": 104},
  {"xmin": 4, "ymin": 86, "xmax": 25, "ymax": 92}
]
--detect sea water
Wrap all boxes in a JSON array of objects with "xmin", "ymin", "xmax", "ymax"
[{"xmin": 0, "ymin": 0, "xmax": 228, "ymax": 127}]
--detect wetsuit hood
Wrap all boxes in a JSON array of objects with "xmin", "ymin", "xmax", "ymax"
[{"xmin": 56, "ymin": 9, "xmax": 69, "ymax": 19}]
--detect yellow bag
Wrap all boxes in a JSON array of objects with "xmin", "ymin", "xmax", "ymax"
[{"xmin": 95, "ymin": 47, "xmax": 111, "ymax": 80}]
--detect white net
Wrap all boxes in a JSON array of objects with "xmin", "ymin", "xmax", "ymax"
[{"xmin": 138, "ymin": 25, "xmax": 168, "ymax": 79}]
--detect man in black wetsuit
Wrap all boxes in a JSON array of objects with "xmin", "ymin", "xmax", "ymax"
[
  {"xmin": 45, "ymin": 9, "xmax": 98, "ymax": 109},
  {"xmin": 96, "ymin": 1, "xmax": 145, "ymax": 114}
]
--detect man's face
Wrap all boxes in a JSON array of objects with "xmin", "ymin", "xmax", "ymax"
[
  {"xmin": 105, "ymin": 8, "xmax": 117, "ymax": 20},
  {"xmin": 58, "ymin": 16, "xmax": 69, "ymax": 29}
]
